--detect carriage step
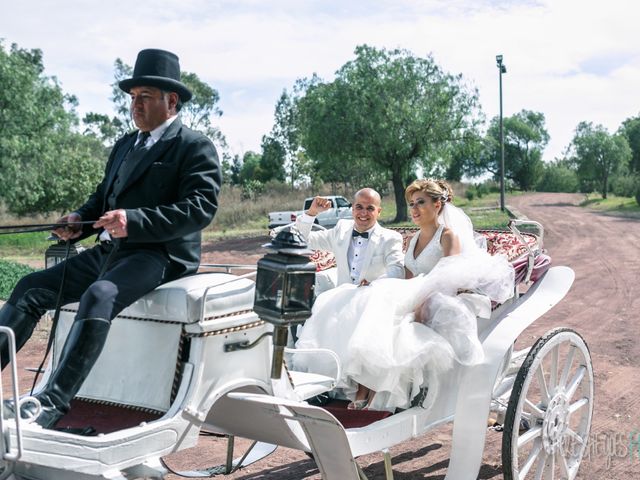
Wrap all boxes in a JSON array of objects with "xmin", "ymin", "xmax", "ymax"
[{"xmin": 160, "ymin": 441, "xmax": 277, "ymax": 478}]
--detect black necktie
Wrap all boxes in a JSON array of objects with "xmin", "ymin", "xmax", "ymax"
[
  {"xmin": 133, "ymin": 131, "xmax": 150, "ymax": 151},
  {"xmin": 352, "ymin": 230, "xmax": 369, "ymax": 239}
]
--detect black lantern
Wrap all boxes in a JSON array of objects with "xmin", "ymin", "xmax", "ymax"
[
  {"xmin": 45, "ymin": 241, "xmax": 85, "ymax": 269},
  {"xmin": 254, "ymin": 228, "xmax": 316, "ymax": 378}
]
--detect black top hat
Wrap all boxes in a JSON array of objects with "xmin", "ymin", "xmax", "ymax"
[{"xmin": 119, "ymin": 49, "xmax": 192, "ymax": 102}]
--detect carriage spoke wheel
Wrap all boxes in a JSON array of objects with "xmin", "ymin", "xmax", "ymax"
[{"xmin": 502, "ymin": 328, "xmax": 594, "ymax": 480}]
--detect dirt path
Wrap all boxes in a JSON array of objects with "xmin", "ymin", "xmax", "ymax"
[{"xmin": 6, "ymin": 193, "xmax": 640, "ymax": 478}]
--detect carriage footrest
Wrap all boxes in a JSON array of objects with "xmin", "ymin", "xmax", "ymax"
[{"xmin": 160, "ymin": 441, "xmax": 277, "ymax": 478}]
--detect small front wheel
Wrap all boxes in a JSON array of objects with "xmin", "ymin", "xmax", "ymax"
[{"xmin": 502, "ymin": 328, "xmax": 594, "ymax": 479}]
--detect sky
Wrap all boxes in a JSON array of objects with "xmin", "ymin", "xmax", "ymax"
[{"xmin": 1, "ymin": 0, "xmax": 639, "ymax": 162}]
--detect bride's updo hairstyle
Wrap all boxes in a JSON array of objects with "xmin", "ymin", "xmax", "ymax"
[{"xmin": 405, "ymin": 179, "xmax": 454, "ymax": 215}]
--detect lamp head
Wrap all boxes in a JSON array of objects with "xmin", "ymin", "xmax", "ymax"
[{"xmin": 496, "ymin": 54, "xmax": 503, "ymax": 65}]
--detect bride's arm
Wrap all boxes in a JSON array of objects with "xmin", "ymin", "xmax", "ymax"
[
  {"xmin": 441, "ymin": 227, "xmax": 461, "ymax": 256},
  {"xmin": 405, "ymin": 266, "xmax": 414, "ymax": 279}
]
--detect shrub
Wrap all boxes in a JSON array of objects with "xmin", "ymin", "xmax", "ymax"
[
  {"xmin": 240, "ymin": 180, "xmax": 265, "ymax": 200},
  {"xmin": 465, "ymin": 185, "xmax": 476, "ymax": 201},
  {"xmin": 0, "ymin": 260, "xmax": 35, "ymax": 300},
  {"xmin": 537, "ymin": 164, "xmax": 579, "ymax": 192},
  {"xmin": 476, "ymin": 182, "xmax": 490, "ymax": 197},
  {"xmin": 610, "ymin": 174, "xmax": 640, "ymax": 198}
]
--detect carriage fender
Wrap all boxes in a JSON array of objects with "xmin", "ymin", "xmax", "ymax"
[
  {"xmin": 445, "ymin": 266, "xmax": 575, "ymax": 480},
  {"xmin": 226, "ymin": 392, "xmax": 361, "ymax": 480}
]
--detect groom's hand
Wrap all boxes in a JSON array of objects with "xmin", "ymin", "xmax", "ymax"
[{"xmin": 306, "ymin": 196, "xmax": 332, "ymax": 216}]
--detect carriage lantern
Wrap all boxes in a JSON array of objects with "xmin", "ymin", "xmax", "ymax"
[
  {"xmin": 254, "ymin": 228, "xmax": 316, "ymax": 379},
  {"xmin": 45, "ymin": 241, "xmax": 85, "ymax": 269}
]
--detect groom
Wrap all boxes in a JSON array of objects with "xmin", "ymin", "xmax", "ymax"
[{"xmin": 296, "ymin": 188, "xmax": 404, "ymax": 286}]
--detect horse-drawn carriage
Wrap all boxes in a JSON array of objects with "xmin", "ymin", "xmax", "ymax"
[{"xmin": 0, "ymin": 219, "xmax": 593, "ymax": 480}]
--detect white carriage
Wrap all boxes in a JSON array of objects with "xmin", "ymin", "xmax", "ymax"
[{"xmin": 0, "ymin": 219, "xmax": 593, "ymax": 480}]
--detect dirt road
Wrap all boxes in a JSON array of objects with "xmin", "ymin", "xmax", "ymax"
[{"xmin": 7, "ymin": 193, "xmax": 640, "ymax": 478}]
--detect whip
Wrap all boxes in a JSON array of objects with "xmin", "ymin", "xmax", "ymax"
[{"xmin": 0, "ymin": 221, "xmax": 97, "ymax": 235}]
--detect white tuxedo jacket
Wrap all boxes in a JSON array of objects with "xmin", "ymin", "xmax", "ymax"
[{"xmin": 296, "ymin": 218, "xmax": 404, "ymax": 285}]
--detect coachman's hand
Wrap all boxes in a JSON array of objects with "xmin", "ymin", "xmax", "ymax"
[
  {"xmin": 94, "ymin": 209, "xmax": 128, "ymax": 238},
  {"xmin": 52, "ymin": 213, "xmax": 83, "ymax": 241}
]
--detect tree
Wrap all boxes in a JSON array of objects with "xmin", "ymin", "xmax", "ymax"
[
  {"xmin": 619, "ymin": 115, "xmax": 640, "ymax": 173},
  {"xmin": 230, "ymin": 154, "xmax": 242, "ymax": 185},
  {"xmin": 444, "ymin": 129, "xmax": 486, "ymax": 181},
  {"xmin": 480, "ymin": 110, "xmax": 549, "ymax": 191},
  {"xmin": 83, "ymin": 59, "xmax": 133, "ymax": 144},
  {"xmin": 238, "ymin": 151, "xmax": 263, "ymax": 184},
  {"xmin": 179, "ymin": 71, "xmax": 226, "ymax": 148},
  {"xmin": 536, "ymin": 160, "xmax": 579, "ymax": 193},
  {"xmin": 0, "ymin": 42, "xmax": 105, "ymax": 215},
  {"xmin": 269, "ymin": 90, "xmax": 301, "ymax": 186},
  {"xmin": 570, "ymin": 122, "xmax": 631, "ymax": 199},
  {"xmin": 296, "ymin": 45, "xmax": 480, "ymax": 221},
  {"xmin": 259, "ymin": 134, "xmax": 286, "ymax": 183}
]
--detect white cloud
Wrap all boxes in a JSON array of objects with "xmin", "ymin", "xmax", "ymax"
[{"xmin": 2, "ymin": 0, "xmax": 639, "ymax": 161}]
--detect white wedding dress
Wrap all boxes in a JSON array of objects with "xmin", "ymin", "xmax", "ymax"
[{"xmin": 294, "ymin": 205, "xmax": 514, "ymax": 411}]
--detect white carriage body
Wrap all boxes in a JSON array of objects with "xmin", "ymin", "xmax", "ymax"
[{"xmin": 0, "ymin": 222, "xmax": 589, "ymax": 480}]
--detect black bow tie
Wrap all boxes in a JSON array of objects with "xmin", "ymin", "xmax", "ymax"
[{"xmin": 352, "ymin": 230, "xmax": 369, "ymax": 239}]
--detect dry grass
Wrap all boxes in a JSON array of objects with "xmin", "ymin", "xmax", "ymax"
[{"xmin": 207, "ymin": 182, "xmax": 353, "ymax": 233}]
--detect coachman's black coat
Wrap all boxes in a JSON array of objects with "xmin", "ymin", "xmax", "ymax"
[{"xmin": 75, "ymin": 118, "xmax": 221, "ymax": 278}]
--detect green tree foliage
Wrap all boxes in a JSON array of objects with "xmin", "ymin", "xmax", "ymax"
[
  {"xmin": 230, "ymin": 155, "xmax": 242, "ymax": 185},
  {"xmin": 239, "ymin": 151, "xmax": 263, "ymax": 184},
  {"xmin": 83, "ymin": 58, "xmax": 133, "ymax": 143},
  {"xmin": 260, "ymin": 134, "xmax": 287, "ymax": 183},
  {"xmin": 295, "ymin": 45, "xmax": 480, "ymax": 221},
  {"xmin": 0, "ymin": 259, "xmax": 36, "ymax": 300},
  {"xmin": 536, "ymin": 160, "xmax": 579, "ymax": 192},
  {"xmin": 619, "ymin": 115, "xmax": 640, "ymax": 173},
  {"xmin": 0, "ymin": 42, "xmax": 105, "ymax": 215},
  {"xmin": 269, "ymin": 91, "xmax": 301, "ymax": 185},
  {"xmin": 179, "ymin": 71, "xmax": 226, "ymax": 148},
  {"xmin": 570, "ymin": 122, "xmax": 631, "ymax": 199},
  {"xmin": 481, "ymin": 110, "xmax": 549, "ymax": 191},
  {"xmin": 445, "ymin": 129, "xmax": 486, "ymax": 181},
  {"xmin": 610, "ymin": 173, "xmax": 640, "ymax": 197}
]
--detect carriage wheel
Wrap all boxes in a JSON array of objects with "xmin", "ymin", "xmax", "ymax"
[{"xmin": 502, "ymin": 328, "xmax": 594, "ymax": 480}]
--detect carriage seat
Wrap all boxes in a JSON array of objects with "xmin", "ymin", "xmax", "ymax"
[
  {"xmin": 309, "ymin": 227, "xmax": 549, "ymax": 286},
  {"xmin": 107, "ymin": 272, "xmax": 256, "ymax": 324},
  {"xmin": 54, "ymin": 272, "xmax": 257, "ymax": 412}
]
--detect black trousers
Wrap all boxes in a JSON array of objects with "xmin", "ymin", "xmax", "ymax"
[{"xmin": 8, "ymin": 242, "xmax": 172, "ymax": 321}]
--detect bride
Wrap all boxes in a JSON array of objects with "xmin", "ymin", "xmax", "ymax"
[{"xmin": 294, "ymin": 179, "xmax": 514, "ymax": 412}]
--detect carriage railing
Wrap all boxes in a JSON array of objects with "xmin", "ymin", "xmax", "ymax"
[{"xmin": 0, "ymin": 327, "xmax": 28, "ymax": 464}]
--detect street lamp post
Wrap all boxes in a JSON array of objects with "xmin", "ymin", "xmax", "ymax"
[{"xmin": 496, "ymin": 54, "xmax": 507, "ymax": 211}]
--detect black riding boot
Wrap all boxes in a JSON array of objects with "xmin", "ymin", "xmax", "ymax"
[
  {"xmin": 24, "ymin": 318, "xmax": 111, "ymax": 429},
  {"xmin": 0, "ymin": 302, "xmax": 41, "ymax": 369}
]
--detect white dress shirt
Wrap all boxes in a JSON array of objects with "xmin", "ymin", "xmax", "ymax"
[{"xmin": 300, "ymin": 213, "xmax": 374, "ymax": 284}]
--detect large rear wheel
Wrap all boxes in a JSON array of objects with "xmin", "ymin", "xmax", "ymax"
[{"xmin": 502, "ymin": 328, "xmax": 593, "ymax": 479}]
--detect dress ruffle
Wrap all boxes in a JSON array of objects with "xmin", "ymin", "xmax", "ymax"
[{"xmin": 295, "ymin": 251, "xmax": 514, "ymax": 412}]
